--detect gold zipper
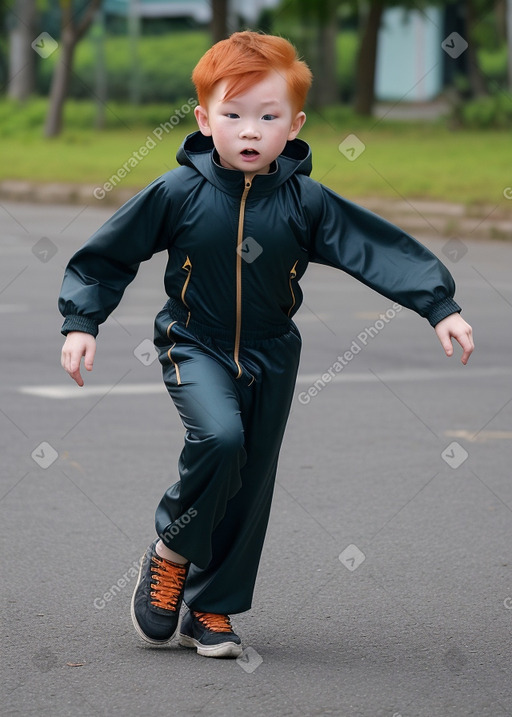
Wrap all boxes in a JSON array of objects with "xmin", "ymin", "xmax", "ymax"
[
  {"xmin": 287, "ymin": 260, "xmax": 299, "ymax": 317},
  {"xmin": 166, "ymin": 320, "xmax": 182, "ymax": 385},
  {"xmin": 234, "ymin": 179, "xmax": 252, "ymax": 378},
  {"xmin": 181, "ymin": 255, "xmax": 192, "ymax": 327}
]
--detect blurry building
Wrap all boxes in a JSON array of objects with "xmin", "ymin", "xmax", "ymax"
[
  {"xmin": 376, "ymin": 5, "xmax": 467, "ymax": 102},
  {"xmin": 103, "ymin": 0, "xmax": 280, "ymax": 25}
]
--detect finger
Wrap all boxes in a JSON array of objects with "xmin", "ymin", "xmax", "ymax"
[
  {"xmin": 71, "ymin": 369, "xmax": 84, "ymax": 387},
  {"xmin": 84, "ymin": 342, "xmax": 96, "ymax": 372},
  {"xmin": 61, "ymin": 349, "xmax": 71, "ymax": 374},
  {"xmin": 458, "ymin": 331, "xmax": 474, "ymax": 365},
  {"xmin": 439, "ymin": 332, "xmax": 454, "ymax": 358},
  {"xmin": 68, "ymin": 356, "xmax": 84, "ymax": 386}
]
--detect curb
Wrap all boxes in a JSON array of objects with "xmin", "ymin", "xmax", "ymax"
[
  {"xmin": 1, "ymin": 181, "xmax": 511, "ymax": 241},
  {"xmin": 354, "ymin": 196, "xmax": 512, "ymax": 242},
  {"xmin": 0, "ymin": 180, "xmax": 134, "ymax": 208}
]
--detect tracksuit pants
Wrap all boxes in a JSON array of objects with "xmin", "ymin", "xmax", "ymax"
[{"xmin": 153, "ymin": 299, "xmax": 302, "ymax": 614}]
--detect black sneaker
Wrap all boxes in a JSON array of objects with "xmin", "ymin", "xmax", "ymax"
[
  {"xmin": 130, "ymin": 540, "xmax": 189, "ymax": 645},
  {"xmin": 179, "ymin": 609, "xmax": 243, "ymax": 658}
]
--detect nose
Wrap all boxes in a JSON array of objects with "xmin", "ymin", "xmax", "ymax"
[{"xmin": 239, "ymin": 124, "xmax": 260, "ymax": 140}]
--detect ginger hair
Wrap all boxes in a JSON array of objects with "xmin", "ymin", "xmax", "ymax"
[{"xmin": 192, "ymin": 31, "xmax": 312, "ymax": 114}]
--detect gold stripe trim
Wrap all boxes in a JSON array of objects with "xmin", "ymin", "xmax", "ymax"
[
  {"xmin": 181, "ymin": 256, "xmax": 192, "ymax": 308},
  {"xmin": 287, "ymin": 260, "xmax": 299, "ymax": 317},
  {"xmin": 166, "ymin": 321, "xmax": 181, "ymax": 385}
]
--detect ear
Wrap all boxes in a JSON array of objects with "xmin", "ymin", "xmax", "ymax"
[
  {"xmin": 288, "ymin": 111, "xmax": 306, "ymax": 141},
  {"xmin": 194, "ymin": 105, "xmax": 212, "ymax": 136}
]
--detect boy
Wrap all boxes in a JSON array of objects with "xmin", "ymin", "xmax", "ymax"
[{"xmin": 59, "ymin": 31, "xmax": 474, "ymax": 659}]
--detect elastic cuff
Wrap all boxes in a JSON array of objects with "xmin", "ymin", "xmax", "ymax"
[
  {"xmin": 61, "ymin": 315, "xmax": 99, "ymax": 337},
  {"xmin": 427, "ymin": 297, "xmax": 462, "ymax": 327}
]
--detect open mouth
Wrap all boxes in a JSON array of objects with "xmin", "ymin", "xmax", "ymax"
[{"xmin": 241, "ymin": 149, "xmax": 259, "ymax": 156}]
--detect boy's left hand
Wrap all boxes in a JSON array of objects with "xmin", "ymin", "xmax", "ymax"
[{"xmin": 434, "ymin": 313, "xmax": 474, "ymax": 365}]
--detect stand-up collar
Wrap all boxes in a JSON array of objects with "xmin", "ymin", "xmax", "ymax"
[{"xmin": 176, "ymin": 131, "xmax": 312, "ymax": 197}]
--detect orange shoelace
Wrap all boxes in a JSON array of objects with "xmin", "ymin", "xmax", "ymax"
[
  {"xmin": 150, "ymin": 556, "xmax": 187, "ymax": 611},
  {"xmin": 194, "ymin": 611, "xmax": 233, "ymax": 633}
]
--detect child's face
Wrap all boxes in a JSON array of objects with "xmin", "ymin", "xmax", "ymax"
[{"xmin": 194, "ymin": 70, "xmax": 306, "ymax": 178}]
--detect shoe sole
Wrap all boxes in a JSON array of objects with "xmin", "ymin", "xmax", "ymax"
[
  {"xmin": 130, "ymin": 553, "xmax": 180, "ymax": 646},
  {"xmin": 178, "ymin": 634, "xmax": 243, "ymax": 658}
]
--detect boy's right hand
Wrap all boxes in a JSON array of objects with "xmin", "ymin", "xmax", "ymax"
[{"xmin": 61, "ymin": 331, "xmax": 96, "ymax": 387}]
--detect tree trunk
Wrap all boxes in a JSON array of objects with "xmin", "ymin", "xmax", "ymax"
[
  {"xmin": 506, "ymin": 0, "xmax": 512, "ymax": 91},
  {"xmin": 353, "ymin": 2, "xmax": 384, "ymax": 116},
  {"xmin": 44, "ymin": 29, "xmax": 76, "ymax": 137},
  {"xmin": 311, "ymin": 0, "xmax": 338, "ymax": 107},
  {"xmin": 465, "ymin": 0, "xmax": 488, "ymax": 96},
  {"xmin": 495, "ymin": 0, "xmax": 507, "ymax": 43},
  {"xmin": 211, "ymin": 0, "xmax": 229, "ymax": 44},
  {"xmin": 43, "ymin": 0, "xmax": 101, "ymax": 137},
  {"xmin": 8, "ymin": 0, "xmax": 37, "ymax": 100}
]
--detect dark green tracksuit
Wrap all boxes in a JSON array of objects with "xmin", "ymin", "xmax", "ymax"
[{"xmin": 59, "ymin": 131, "xmax": 461, "ymax": 614}]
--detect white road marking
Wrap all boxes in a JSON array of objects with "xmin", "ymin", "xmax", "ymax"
[
  {"xmin": 18, "ymin": 366, "xmax": 511, "ymax": 400},
  {"xmin": 445, "ymin": 429, "xmax": 512, "ymax": 442},
  {"xmin": 19, "ymin": 383, "xmax": 165, "ymax": 399}
]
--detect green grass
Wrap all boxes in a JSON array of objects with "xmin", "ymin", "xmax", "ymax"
[
  {"xmin": 1, "ymin": 99, "xmax": 511, "ymax": 205},
  {"xmin": 301, "ymin": 112, "xmax": 512, "ymax": 206}
]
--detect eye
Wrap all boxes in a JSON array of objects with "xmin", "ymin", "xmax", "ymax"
[
  {"xmin": 262, "ymin": 114, "xmax": 277, "ymax": 121},
  {"xmin": 225, "ymin": 113, "xmax": 239, "ymax": 119}
]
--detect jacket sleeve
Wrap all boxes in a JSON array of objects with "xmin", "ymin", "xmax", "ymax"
[
  {"xmin": 308, "ymin": 183, "xmax": 461, "ymax": 327},
  {"xmin": 58, "ymin": 173, "xmax": 177, "ymax": 337}
]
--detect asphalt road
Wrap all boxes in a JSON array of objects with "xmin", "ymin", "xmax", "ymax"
[{"xmin": 1, "ymin": 200, "xmax": 511, "ymax": 717}]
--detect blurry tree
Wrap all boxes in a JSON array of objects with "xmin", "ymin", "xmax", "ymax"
[
  {"xmin": 508, "ymin": 0, "xmax": 512, "ymax": 89},
  {"xmin": 274, "ymin": 0, "xmax": 341, "ymax": 108},
  {"xmin": 494, "ymin": 0, "xmax": 506, "ymax": 41},
  {"xmin": 211, "ymin": 0, "xmax": 228, "ymax": 43},
  {"xmin": 7, "ymin": 0, "xmax": 38, "ymax": 100},
  {"xmin": 44, "ymin": 0, "xmax": 100, "ymax": 137},
  {"xmin": 353, "ymin": 1, "xmax": 384, "ymax": 115},
  {"xmin": 464, "ymin": 0, "xmax": 492, "ymax": 96},
  {"xmin": 301, "ymin": 0, "xmax": 339, "ymax": 107}
]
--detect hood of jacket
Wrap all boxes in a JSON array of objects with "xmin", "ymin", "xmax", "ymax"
[{"xmin": 176, "ymin": 130, "xmax": 312, "ymax": 197}]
